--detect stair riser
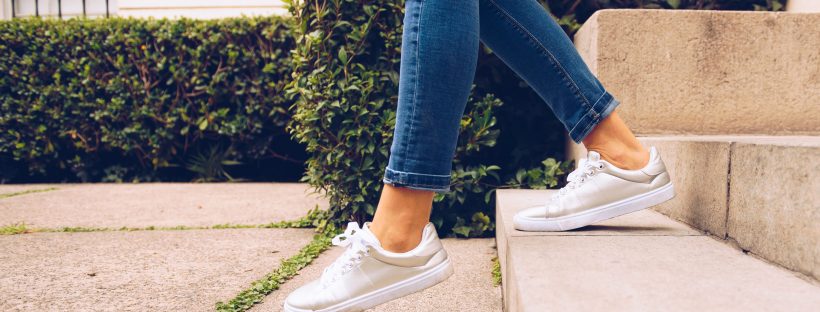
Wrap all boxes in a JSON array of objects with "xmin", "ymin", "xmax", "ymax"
[
  {"xmin": 495, "ymin": 196, "xmax": 521, "ymax": 311},
  {"xmin": 575, "ymin": 10, "xmax": 820, "ymax": 136},
  {"xmin": 570, "ymin": 137, "xmax": 819, "ymax": 281},
  {"xmin": 727, "ymin": 142, "xmax": 820, "ymax": 280}
]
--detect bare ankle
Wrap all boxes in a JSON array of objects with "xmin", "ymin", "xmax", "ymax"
[
  {"xmin": 592, "ymin": 145, "xmax": 649, "ymax": 170},
  {"xmin": 581, "ymin": 110, "xmax": 648, "ymax": 170},
  {"xmin": 381, "ymin": 237, "xmax": 421, "ymax": 253},
  {"xmin": 369, "ymin": 223, "xmax": 422, "ymax": 253},
  {"xmin": 369, "ymin": 185, "xmax": 433, "ymax": 253}
]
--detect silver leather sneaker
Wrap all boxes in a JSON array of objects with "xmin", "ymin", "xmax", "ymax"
[
  {"xmin": 284, "ymin": 222, "xmax": 453, "ymax": 312},
  {"xmin": 514, "ymin": 146, "xmax": 675, "ymax": 231}
]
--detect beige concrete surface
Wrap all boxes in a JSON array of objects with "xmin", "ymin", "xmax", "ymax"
[
  {"xmin": 496, "ymin": 189, "xmax": 704, "ymax": 312},
  {"xmin": 0, "ymin": 228, "xmax": 315, "ymax": 311},
  {"xmin": 728, "ymin": 142, "xmax": 820, "ymax": 280},
  {"xmin": 789, "ymin": 0, "xmax": 820, "ymax": 13},
  {"xmin": 508, "ymin": 235, "xmax": 820, "ymax": 311},
  {"xmin": 0, "ymin": 183, "xmax": 327, "ymax": 228},
  {"xmin": 637, "ymin": 136, "xmax": 819, "ymax": 280},
  {"xmin": 497, "ymin": 189, "xmax": 820, "ymax": 311},
  {"xmin": 639, "ymin": 137, "xmax": 732, "ymax": 236},
  {"xmin": 251, "ymin": 238, "xmax": 502, "ymax": 312},
  {"xmin": 575, "ymin": 10, "xmax": 820, "ymax": 136}
]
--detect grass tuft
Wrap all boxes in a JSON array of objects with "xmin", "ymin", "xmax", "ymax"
[
  {"xmin": 0, "ymin": 206, "xmax": 329, "ymax": 235},
  {"xmin": 0, "ymin": 187, "xmax": 58, "ymax": 199},
  {"xmin": 215, "ymin": 232, "xmax": 334, "ymax": 312},
  {"xmin": 492, "ymin": 257, "xmax": 502, "ymax": 287},
  {"xmin": 0, "ymin": 223, "xmax": 30, "ymax": 235},
  {"xmin": 58, "ymin": 226, "xmax": 110, "ymax": 233}
]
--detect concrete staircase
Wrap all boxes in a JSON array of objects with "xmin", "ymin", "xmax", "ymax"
[{"xmin": 497, "ymin": 9, "xmax": 820, "ymax": 311}]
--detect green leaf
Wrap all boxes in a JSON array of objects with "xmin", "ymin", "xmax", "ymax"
[
  {"xmin": 452, "ymin": 226, "xmax": 472, "ymax": 238},
  {"xmin": 338, "ymin": 48, "xmax": 348, "ymax": 64}
]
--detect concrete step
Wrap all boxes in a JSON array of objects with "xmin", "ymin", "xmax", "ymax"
[
  {"xmin": 568, "ymin": 136, "xmax": 820, "ymax": 281},
  {"xmin": 574, "ymin": 10, "xmax": 820, "ymax": 135},
  {"xmin": 496, "ymin": 189, "xmax": 820, "ymax": 312}
]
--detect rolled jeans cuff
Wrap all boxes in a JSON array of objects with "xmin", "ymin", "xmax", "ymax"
[
  {"xmin": 383, "ymin": 168, "xmax": 451, "ymax": 193},
  {"xmin": 568, "ymin": 93, "xmax": 620, "ymax": 143}
]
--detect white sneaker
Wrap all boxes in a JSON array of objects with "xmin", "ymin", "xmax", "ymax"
[
  {"xmin": 514, "ymin": 146, "xmax": 675, "ymax": 231},
  {"xmin": 284, "ymin": 222, "xmax": 453, "ymax": 312}
]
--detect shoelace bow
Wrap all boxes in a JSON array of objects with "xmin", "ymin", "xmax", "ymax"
[
  {"xmin": 553, "ymin": 157, "xmax": 605, "ymax": 200},
  {"xmin": 320, "ymin": 222, "xmax": 375, "ymax": 287}
]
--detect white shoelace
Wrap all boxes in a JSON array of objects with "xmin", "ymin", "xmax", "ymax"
[
  {"xmin": 320, "ymin": 222, "xmax": 375, "ymax": 287},
  {"xmin": 552, "ymin": 155, "xmax": 605, "ymax": 200}
]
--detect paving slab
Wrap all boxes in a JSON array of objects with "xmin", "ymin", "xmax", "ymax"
[
  {"xmin": 251, "ymin": 238, "xmax": 502, "ymax": 312},
  {"xmin": 0, "ymin": 183, "xmax": 327, "ymax": 228},
  {"xmin": 0, "ymin": 228, "xmax": 315, "ymax": 311}
]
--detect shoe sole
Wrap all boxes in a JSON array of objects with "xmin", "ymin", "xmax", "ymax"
[
  {"xmin": 283, "ymin": 257, "xmax": 454, "ymax": 312},
  {"xmin": 515, "ymin": 182, "xmax": 675, "ymax": 232}
]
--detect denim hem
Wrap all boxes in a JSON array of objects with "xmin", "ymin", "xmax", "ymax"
[
  {"xmin": 568, "ymin": 94, "xmax": 620, "ymax": 143},
  {"xmin": 383, "ymin": 168, "xmax": 451, "ymax": 193}
]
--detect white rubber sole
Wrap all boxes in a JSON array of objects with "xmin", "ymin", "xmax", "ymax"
[
  {"xmin": 515, "ymin": 182, "xmax": 675, "ymax": 232},
  {"xmin": 283, "ymin": 257, "xmax": 454, "ymax": 312}
]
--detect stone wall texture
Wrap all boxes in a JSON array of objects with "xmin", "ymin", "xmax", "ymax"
[{"xmin": 576, "ymin": 10, "xmax": 820, "ymax": 136}]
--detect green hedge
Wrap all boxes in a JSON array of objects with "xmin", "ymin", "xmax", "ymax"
[{"xmin": 0, "ymin": 17, "xmax": 303, "ymax": 182}]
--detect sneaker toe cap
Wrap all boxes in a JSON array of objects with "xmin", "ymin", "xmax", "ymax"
[
  {"xmin": 285, "ymin": 280, "xmax": 326, "ymax": 310},
  {"xmin": 515, "ymin": 205, "xmax": 547, "ymax": 219},
  {"xmin": 513, "ymin": 206, "xmax": 545, "ymax": 231}
]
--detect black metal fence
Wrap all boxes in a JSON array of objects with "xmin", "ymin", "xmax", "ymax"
[{"xmin": 11, "ymin": 0, "xmax": 111, "ymax": 18}]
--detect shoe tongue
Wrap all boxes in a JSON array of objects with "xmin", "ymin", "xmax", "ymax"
[{"xmin": 587, "ymin": 151, "xmax": 601, "ymax": 162}]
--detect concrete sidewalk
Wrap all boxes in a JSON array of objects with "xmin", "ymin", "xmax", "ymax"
[
  {"xmin": 0, "ymin": 183, "xmax": 326, "ymax": 228},
  {"xmin": 0, "ymin": 229, "xmax": 314, "ymax": 311},
  {"xmin": 0, "ymin": 183, "xmax": 502, "ymax": 311}
]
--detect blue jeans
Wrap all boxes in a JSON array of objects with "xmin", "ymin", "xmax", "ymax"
[{"xmin": 383, "ymin": 0, "xmax": 619, "ymax": 193}]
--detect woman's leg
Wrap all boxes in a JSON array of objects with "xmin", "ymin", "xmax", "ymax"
[
  {"xmin": 477, "ymin": 0, "xmax": 646, "ymax": 164},
  {"xmin": 478, "ymin": 0, "xmax": 673, "ymax": 232},
  {"xmin": 286, "ymin": 2, "xmax": 479, "ymax": 309},
  {"xmin": 371, "ymin": 0, "xmax": 480, "ymax": 252}
]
